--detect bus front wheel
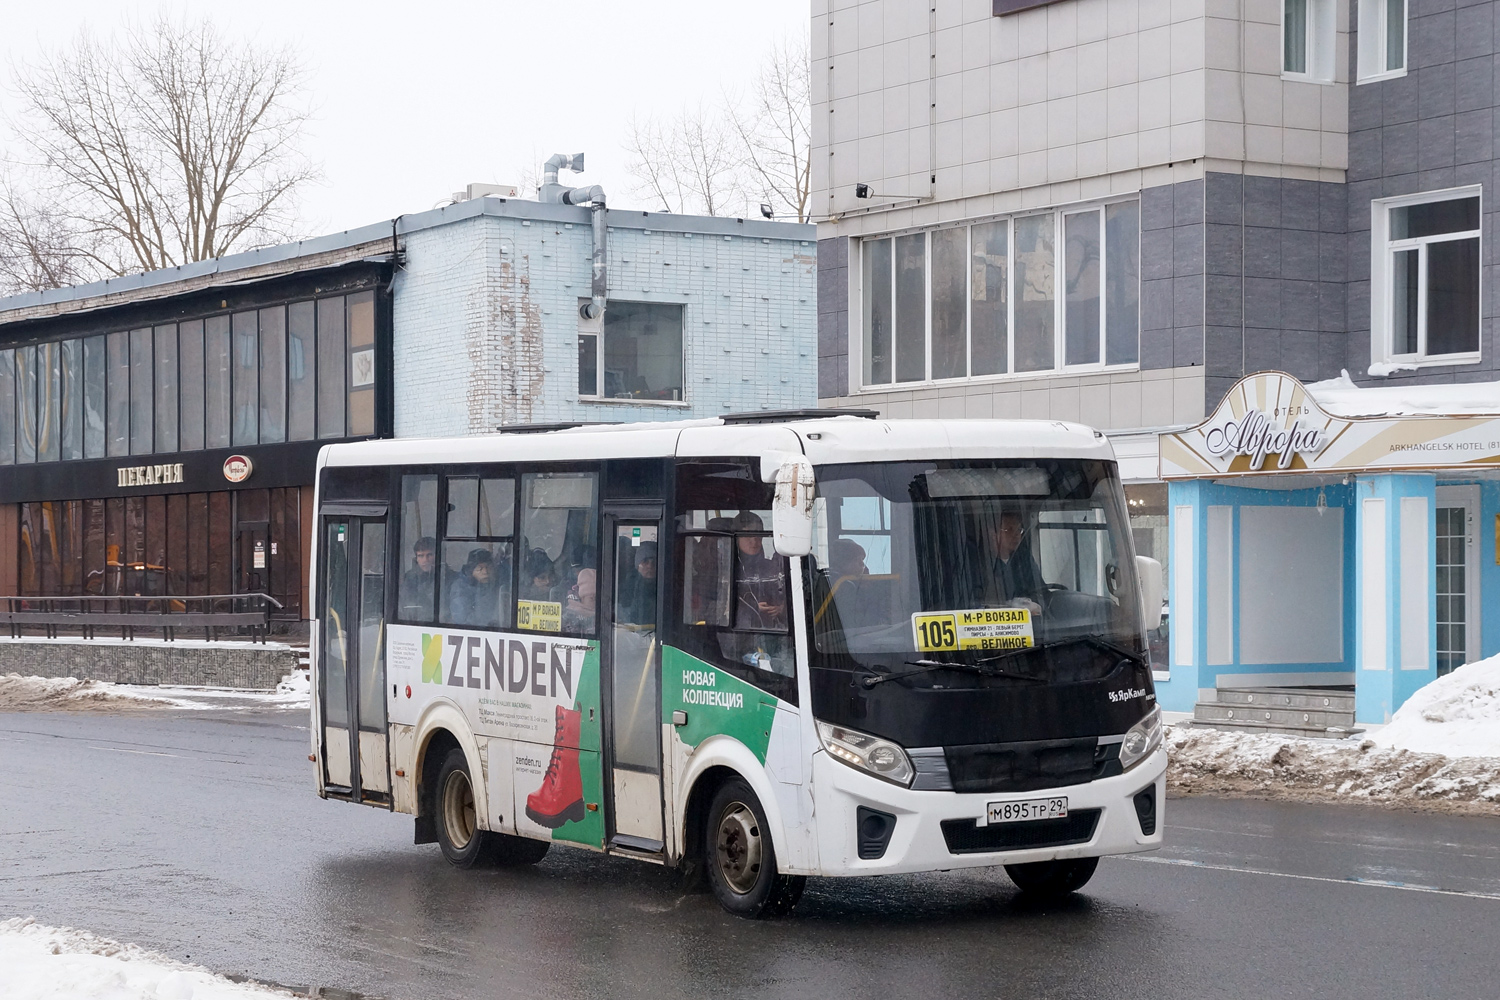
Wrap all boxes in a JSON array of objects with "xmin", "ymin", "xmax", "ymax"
[
  {"xmin": 705, "ymin": 777, "xmax": 805, "ymax": 918},
  {"xmin": 434, "ymin": 749, "xmax": 550, "ymax": 868},
  {"xmin": 1004, "ymin": 856, "xmax": 1098, "ymax": 896}
]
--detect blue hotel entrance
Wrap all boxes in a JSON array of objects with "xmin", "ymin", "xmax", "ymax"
[{"xmin": 1156, "ymin": 372, "xmax": 1500, "ymax": 728}]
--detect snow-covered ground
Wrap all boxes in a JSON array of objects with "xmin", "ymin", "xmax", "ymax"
[
  {"xmin": 0, "ymin": 918, "xmax": 294, "ymax": 1000},
  {"xmin": 1168, "ymin": 656, "xmax": 1500, "ymax": 813},
  {"xmin": 0, "ymin": 671, "xmax": 310, "ymax": 712}
]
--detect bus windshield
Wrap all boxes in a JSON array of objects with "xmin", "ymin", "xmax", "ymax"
[{"xmin": 809, "ymin": 459, "xmax": 1143, "ymax": 682}]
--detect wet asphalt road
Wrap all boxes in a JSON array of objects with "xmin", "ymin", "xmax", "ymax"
[{"xmin": 2, "ymin": 708, "xmax": 1499, "ymax": 1000}]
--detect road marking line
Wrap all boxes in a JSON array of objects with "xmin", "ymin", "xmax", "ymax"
[
  {"xmin": 87, "ymin": 746, "xmax": 181, "ymax": 758},
  {"xmin": 1115, "ymin": 854, "xmax": 1500, "ymax": 901}
]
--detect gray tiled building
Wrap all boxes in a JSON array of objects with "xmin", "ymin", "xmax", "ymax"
[
  {"xmin": 812, "ymin": 0, "xmax": 1498, "ymax": 717},
  {"xmin": 813, "ymin": 0, "xmax": 1495, "ymax": 459}
]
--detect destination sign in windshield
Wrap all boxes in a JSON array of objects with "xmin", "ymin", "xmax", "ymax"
[{"xmin": 911, "ymin": 608, "xmax": 1035, "ymax": 652}]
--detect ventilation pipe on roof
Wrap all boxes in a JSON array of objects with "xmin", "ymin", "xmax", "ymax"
[{"xmin": 539, "ymin": 153, "xmax": 607, "ymax": 321}]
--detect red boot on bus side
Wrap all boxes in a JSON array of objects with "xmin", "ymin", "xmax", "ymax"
[{"xmin": 525, "ymin": 704, "xmax": 584, "ymax": 828}]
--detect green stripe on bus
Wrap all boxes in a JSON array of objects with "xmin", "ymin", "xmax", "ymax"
[{"xmin": 661, "ymin": 645, "xmax": 778, "ymax": 765}]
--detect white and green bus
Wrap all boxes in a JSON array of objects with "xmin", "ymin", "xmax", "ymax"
[{"xmin": 311, "ymin": 412, "xmax": 1166, "ymax": 917}]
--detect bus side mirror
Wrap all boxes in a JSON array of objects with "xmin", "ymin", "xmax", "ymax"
[
  {"xmin": 1135, "ymin": 556, "xmax": 1164, "ymax": 632},
  {"xmin": 763, "ymin": 452, "xmax": 815, "ymax": 557}
]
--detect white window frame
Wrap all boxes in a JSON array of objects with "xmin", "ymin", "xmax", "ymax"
[
  {"xmin": 854, "ymin": 199, "xmax": 1139, "ymax": 391},
  {"xmin": 1369, "ymin": 186, "xmax": 1484, "ymax": 369},
  {"xmin": 576, "ymin": 298, "xmax": 691, "ymax": 407},
  {"xmin": 1282, "ymin": 0, "xmax": 1337, "ymax": 84},
  {"xmin": 1356, "ymin": 0, "xmax": 1407, "ymax": 84}
]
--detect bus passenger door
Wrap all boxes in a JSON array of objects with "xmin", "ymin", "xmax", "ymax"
[
  {"xmin": 603, "ymin": 516, "xmax": 665, "ymax": 851},
  {"xmin": 319, "ymin": 511, "xmax": 391, "ymax": 804}
]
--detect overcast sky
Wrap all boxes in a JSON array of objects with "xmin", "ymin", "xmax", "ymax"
[{"xmin": 0, "ymin": 0, "xmax": 810, "ymax": 237}]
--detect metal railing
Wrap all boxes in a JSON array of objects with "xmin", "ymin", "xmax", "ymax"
[{"xmin": 1, "ymin": 593, "xmax": 283, "ymax": 643}]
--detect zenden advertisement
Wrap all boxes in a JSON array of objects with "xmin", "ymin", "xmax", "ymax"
[{"xmin": 386, "ymin": 624, "xmax": 605, "ymax": 848}]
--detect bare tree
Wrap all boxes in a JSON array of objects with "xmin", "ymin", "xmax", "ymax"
[
  {"xmin": 0, "ymin": 172, "xmax": 99, "ymax": 292},
  {"xmin": 728, "ymin": 36, "xmax": 812, "ymax": 223},
  {"xmin": 2, "ymin": 14, "xmax": 315, "ymax": 293},
  {"xmin": 622, "ymin": 37, "xmax": 811, "ymax": 222},
  {"xmin": 624, "ymin": 105, "xmax": 745, "ymax": 217}
]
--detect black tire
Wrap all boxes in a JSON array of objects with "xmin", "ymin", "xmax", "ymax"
[
  {"xmin": 434, "ymin": 748, "xmax": 487, "ymax": 868},
  {"xmin": 481, "ymin": 833, "xmax": 551, "ymax": 866},
  {"xmin": 1004, "ymin": 856, "xmax": 1099, "ymax": 896},
  {"xmin": 704, "ymin": 778, "xmax": 805, "ymax": 918},
  {"xmin": 434, "ymin": 748, "xmax": 553, "ymax": 868}
]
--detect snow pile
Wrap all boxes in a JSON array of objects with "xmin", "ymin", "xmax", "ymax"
[
  {"xmin": 1374, "ymin": 657, "xmax": 1500, "ymax": 758},
  {"xmin": 275, "ymin": 669, "xmax": 311, "ymax": 698},
  {"xmin": 0, "ymin": 674, "xmax": 184, "ymax": 712},
  {"xmin": 0, "ymin": 917, "xmax": 293, "ymax": 999},
  {"xmin": 1167, "ymin": 726, "xmax": 1500, "ymax": 814}
]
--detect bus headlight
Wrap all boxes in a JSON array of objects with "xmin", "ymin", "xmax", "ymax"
[
  {"xmin": 817, "ymin": 720, "xmax": 914, "ymax": 787},
  {"xmin": 1118, "ymin": 705, "xmax": 1163, "ymax": 772}
]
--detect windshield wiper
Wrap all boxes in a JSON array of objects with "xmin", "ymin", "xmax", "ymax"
[
  {"xmin": 973, "ymin": 635, "xmax": 1144, "ymax": 667},
  {"xmin": 862, "ymin": 659, "xmax": 1047, "ymax": 688}
]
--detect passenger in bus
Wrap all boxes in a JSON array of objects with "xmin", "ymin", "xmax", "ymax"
[
  {"xmin": 562, "ymin": 568, "xmax": 596, "ymax": 632},
  {"xmin": 521, "ymin": 548, "xmax": 559, "ymax": 603},
  {"xmin": 828, "ymin": 538, "xmax": 869, "ymax": 580},
  {"xmin": 977, "ymin": 511, "xmax": 1045, "ymax": 615},
  {"xmin": 732, "ymin": 512, "xmax": 786, "ymax": 630},
  {"xmin": 400, "ymin": 536, "xmax": 454, "ymax": 620},
  {"xmin": 453, "ymin": 548, "xmax": 503, "ymax": 627},
  {"xmin": 619, "ymin": 542, "xmax": 658, "ymax": 625}
]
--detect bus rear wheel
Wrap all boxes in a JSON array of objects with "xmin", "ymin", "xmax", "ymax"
[
  {"xmin": 705, "ymin": 778, "xmax": 804, "ymax": 918},
  {"xmin": 1004, "ymin": 856, "xmax": 1098, "ymax": 897},
  {"xmin": 434, "ymin": 749, "xmax": 550, "ymax": 868}
]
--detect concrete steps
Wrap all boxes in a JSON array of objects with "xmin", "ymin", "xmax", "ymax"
[{"xmin": 1192, "ymin": 686, "xmax": 1360, "ymax": 737}]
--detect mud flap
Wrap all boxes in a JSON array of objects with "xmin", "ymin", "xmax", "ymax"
[{"xmin": 414, "ymin": 814, "xmax": 437, "ymax": 845}]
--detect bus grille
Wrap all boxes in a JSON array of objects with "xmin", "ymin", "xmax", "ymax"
[
  {"xmin": 943, "ymin": 737, "xmax": 1121, "ymax": 793},
  {"xmin": 940, "ymin": 809, "xmax": 1101, "ymax": 855}
]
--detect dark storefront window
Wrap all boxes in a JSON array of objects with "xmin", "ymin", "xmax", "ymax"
[
  {"xmin": 0, "ymin": 349, "xmax": 14, "ymax": 465},
  {"xmin": 232, "ymin": 310, "xmax": 258, "ymax": 446},
  {"xmin": 154, "ymin": 325, "xmax": 178, "ymax": 454},
  {"xmin": 287, "ymin": 301, "xmax": 316, "ymax": 442},
  {"xmin": 106, "ymin": 331, "xmax": 129, "ymax": 457},
  {"xmin": 179, "ymin": 320, "xmax": 204, "ymax": 451},
  {"xmin": 60, "ymin": 338, "xmax": 82, "ymax": 461},
  {"xmin": 205, "ymin": 315, "xmax": 232, "ymax": 449},
  {"xmin": 16, "ymin": 344, "xmax": 37, "ymax": 463},
  {"xmin": 38, "ymin": 341, "xmax": 59, "ymax": 463},
  {"xmin": 16, "ymin": 488, "xmax": 305, "ymax": 616},
  {"xmin": 129, "ymin": 327, "xmax": 153, "ymax": 456},
  {"xmin": 259, "ymin": 306, "xmax": 286, "ymax": 444},
  {"xmin": 317, "ymin": 296, "xmax": 346, "ymax": 439},
  {"xmin": 83, "ymin": 335, "xmax": 106, "ymax": 459},
  {"xmin": 1, "ymin": 288, "xmax": 381, "ymax": 465}
]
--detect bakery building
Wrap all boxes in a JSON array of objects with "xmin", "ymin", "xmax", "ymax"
[{"xmin": 0, "ymin": 256, "xmax": 392, "ymax": 626}]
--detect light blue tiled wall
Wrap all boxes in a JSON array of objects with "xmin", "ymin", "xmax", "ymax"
[{"xmin": 392, "ymin": 209, "xmax": 817, "ymax": 437}]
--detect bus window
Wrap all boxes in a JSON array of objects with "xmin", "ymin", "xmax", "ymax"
[
  {"xmin": 397, "ymin": 474, "xmax": 438, "ymax": 622},
  {"xmin": 439, "ymin": 476, "xmax": 515, "ymax": 629},
  {"xmin": 673, "ymin": 461, "xmax": 796, "ymax": 703},
  {"xmin": 519, "ymin": 472, "xmax": 598, "ymax": 635}
]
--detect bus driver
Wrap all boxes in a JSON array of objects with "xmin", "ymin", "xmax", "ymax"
[{"xmin": 979, "ymin": 511, "xmax": 1044, "ymax": 616}]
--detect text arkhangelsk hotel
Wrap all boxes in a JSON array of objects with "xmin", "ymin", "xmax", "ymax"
[{"xmin": 813, "ymin": 0, "xmax": 1499, "ymax": 724}]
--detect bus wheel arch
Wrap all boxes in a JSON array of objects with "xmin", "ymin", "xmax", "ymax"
[{"xmin": 412, "ymin": 707, "xmax": 485, "ymax": 844}]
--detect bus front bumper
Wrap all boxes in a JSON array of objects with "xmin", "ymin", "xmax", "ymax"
[{"xmin": 807, "ymin": 746, "xmax": 1167, "ymax": 876}]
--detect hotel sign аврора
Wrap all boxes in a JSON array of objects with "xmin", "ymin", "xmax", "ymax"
[{"xmin": 1160, "ymin": 371, "xmax": 1500, "ymax": 479}]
